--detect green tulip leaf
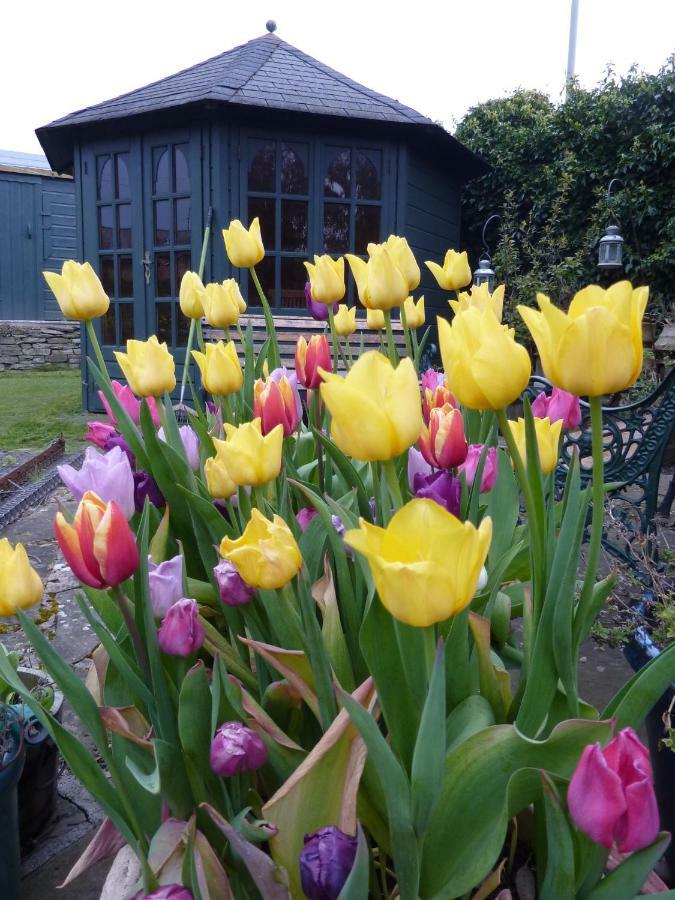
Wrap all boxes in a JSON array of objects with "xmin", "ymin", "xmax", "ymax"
[
  {"xmin": 584, "ymin": 832, "xmax": 671, "ymax": 900},
  {"xmin": 411, "ymin": 639, "xmax": 446, "ymax": 836},
  {"xmin": 539, "ymin": 773, "xmax": 575, "ymax": 900}
]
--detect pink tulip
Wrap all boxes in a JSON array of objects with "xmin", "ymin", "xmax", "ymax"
[
  {"xmin": 100, "ymin": 380, "xmax": 160, "ymax": 428},
  {"xmin": 418, "ymin": 404, "xmax": 467, "ymax": 469},
  {"xmin": 458, "ymin": 444, "xmax": 498, "ymax": 493},
  {"xmin": 84, "ymin": 421, "xmax": 116, "ymax": 449},
  {"xmin": 296, "ymin": 507, "xmax": 319, "ymax": 531},
  {"xmin": 568, "ymin": 727, "xmax": 660, "ymax": 852},
  {"xmin": 531, "ymin": 387, "xmax": 581, "ymax": 431},
  {"xmin": 58, "ymin": 446, "xmax": 136, "ymax": 520},
  {"xmin": 157, "ymin": 599, "xmax": 204, "ymax": 657}
]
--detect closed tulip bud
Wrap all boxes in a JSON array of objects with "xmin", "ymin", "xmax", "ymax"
[
  {"xmin": 413, "ymin": 470, "xmax": 461, "ymax": 516},
  {"xmin": 0, "ymin": 539, "xmax": 43, "ymax": 616},
  {"xmin": 531, "ymin": 387, "xmax": 582, "ymax": 431},
  {"xmin": 366, "ymin": 308, "xmax": 386, "ymax": 330},
  {"xmin": 213, "ymin": 559, "xmax": 255, "ymax": 606},
  {"xmin": 333, "ymin": 304, "xmax": 356, "ymax": 337},
  {"xmin": 407, "ymin": 446, "xmax": 433, "ymax": 490},
  {"xmin": 99, "ymin": 381, "xmax": 160, "ymax": 428},
  {"xmin": 568, "ymin": 727, "xmax": 659, "ymax": 852},
  {"xmin": 346, "ymin": 246, "xmax": 408, "ymax": 310},
  {"xmin": 201, "ymin": 279, "xmax": 246, "ymax": 328},
  {"xmin": 450, "ymin": 283, "xmax": 505, "ymax": 322},
  {"xmin": 84, "ymin": 421, "xmax": 116, "ymax": 449},
  {"xmin": 204, "ymin": 454, "xmax": 237, "ymax": 499},
  {"xmin": 345, "ymin": 498, "xmax": 492, "ymax": 627},
  {"xmin": 192, "ymin": 341, "xmax": 243, "ymax": 396},
  {"xmin": 320, "ymin": 352, "xmax": 422, "ymax": 462},
  {"xmin": 147, "ymin": 553, "xmax": 184, "ymax": 619},
  {"xmin": 421, "ymin": 370, "xmax": 456, "ymax": 423},
  {"xmin": 403, "ymin": 295, "xmax": 425, "ymax": 329},
  {"xmin": 213, "ymin": 419, "xmax": 282, "ymax": 487},
  {"xmin": 219, "ymin": 508, "xmax": 302, "ymax": 590},
  {"xmin": 54, "ymin": 491, "xmax": 139, "ymax": 589},
  {"xmin": 179, "ymin": 271, "xmax": 205, "ymax": 319},
  {"xmin": 508, "ymin": 416, "xmax": 563, "ymax": 475},
  {"xmin": 43, "ymin": 260, "xmax": 109, "ymax": 321},
  {"xmin": 222, "ymin": 218, "xmax": 264, "ymax": 268},
  {"xmin": 102, "ymin": 433, "xmax": 136, "ymax": 469},
  {"xmin": 458, "ymin": 444, "xmax": 499, "ymax": 493},
  {"xmin": 374, "ymin": 235, "xmax": 420, "ymax": 292},
  {"xmin": 296, "ymin": 335, "xmax": 332, "ymax": 389},
  {"xmin": 300, "ymin": 826, "xmax": 358, "ymax": 900},
  {"xmin": 158, "ymin": 424, "xmax": 200, "ymax": 470},
  {"xmin": 438, "ymin": 308, "xmax": 531, "ymax": 411},
  {"xmin": 418, "ymin": 403, "xmax": 468, "ymax": 469},
  {"xmin": 296, "ymin": 507, "xmax": 319, "ymax": 531},
  {"xmin": 157, "ymin": 599, "xmax": 204, "ymax": 656},
  {"xmin": 425, "ymin": 249, "xmax": 472, "ymax": 291},
  {"xmin": 304, "ymin": 255, "xmax": 346, "ymax": 305},
  {"xmin": 58, "ymin": 446, "xmax": 136, "ymax": 520},
  {"xmin": 254, "ymin": 370, "xmax": 301, "ymax": 437},
  {"xmin": 134, "ymin": 885, "xmax": 194, "ymax": 900},
  {"xmin": 114, "ymin": 336, "xmax": 176, "ymax": 398},
  {"xmin": 305, "ymin": 282, "xmax": 336, "ymax": 321},
  {"xmin": 209, "ymin": 721, "xmax": 267, "ymax": 777},
  {"xmin": 518, "ymin": 282, "xmax": 649, "ymax": 397},
  {"xmin": 133, "ymin": 471, "xmax": 164, "ymax": 512}
]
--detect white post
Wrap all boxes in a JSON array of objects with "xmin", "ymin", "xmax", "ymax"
[{"xmin": 565, "ymin": 0, "xmax": 580, "ymax": 100}]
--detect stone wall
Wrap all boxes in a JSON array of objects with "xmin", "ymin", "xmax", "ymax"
[{"xmin": 0, "ymin": 320, "xmax": 80, "ymax": 372}]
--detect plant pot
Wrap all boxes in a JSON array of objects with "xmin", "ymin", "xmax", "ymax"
[{"xmin": 0, "ymin": 706, "xmax": 25, "ymax": 900}]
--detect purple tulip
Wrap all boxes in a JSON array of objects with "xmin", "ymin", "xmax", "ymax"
[
  {"xmin": 157, "ymin": 599, "xmax": 204, "ymax": 656},
  {"xmin": 84, "ymin": 421, "xmax": 116, "ymax": 449},
  {"xmin": 158, "ymin": 425, "xmax": 200, "ymax": 471},
  {"xmin": 213, "ymin": 560, "xmax": 255, "ymax": 607},
  {"xmin": 134, "ymin": 471, "xmax": 165, "ymax": 512},
  {"xmin": 407, "ymin": 446, "xmax": 434, "ymax": 492},
  {"xmin": 134, "ymin": 886, "xmax": 193, "ymax": 900},
  {"xmin": 413, "ymin": 470, "xmax": 461, "ymax": 517},
  {"xmin": 420, "ymin": 368, "xmax": 446, "ymax": 394},
  {"xmin": 305, "ymin": 282, "xmax": 338, "ymax": 322},
  {"xmin": 296, "ymin": 507, "xmax": 319, "ymax": 531},
  {"xmin": 299, "ymin": 826, "xmax": 358, "ymax": 900},
  {"xmin": 148, "ymin": 554, "xmax": 185, "ymax": 619},
  {"xmin": 458, "ymin": 444, "xmax": 498, "ymax": 493},
  {"xmin": 58, "ymin": 446, "xmax": 135, "ymax": 520},
  {"xmin": 103, "ymin": 432, "xmax": 136, "ymax": 469},
  {"xmin": 209, "ymin": 721, "xmax": 267, "ymax": 777},
  {"xmin": 531, "ymin": 387, "xmax": 582, "ymax": 431}
]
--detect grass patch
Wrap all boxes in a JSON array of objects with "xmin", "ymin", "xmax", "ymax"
[{"xmin": 0, "ymin": 366, "xmax": 94, "ymax": 451}]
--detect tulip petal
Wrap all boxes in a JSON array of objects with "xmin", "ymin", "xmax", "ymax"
[
  {"xmin": 616, "ymin": 774, "xmax": 661, "ymax": 853},
  {"xmin": 54, "ymin": 512, "xmax": 104, "ymax": 588},
  {"xmin": 93, "ymin": 501, "xmax": 140, "ymax": 587},
  {"xmin": 568, "ymin": 744, "xmax": 626, "ymax": 848},
  {"xmin": 556, "ymin": 306, "xmax": 635, "ymax": 396}
]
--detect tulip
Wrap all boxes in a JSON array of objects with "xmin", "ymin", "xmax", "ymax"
[
  {"xmin": 333, "ymin": 304, "xmax": 357, "ymax": 337},
  {"xmin": 99, "ymin": 381, "xmax": 160, "ymax": 428},
  {"xmin": 450, "ymin": 283, "xmax": 505, "ymax": 322},
  {"xmin": 192, "ymin": 341, "xmax": 243, "ymax": 396},
  {"xmin": 58, "ymin": 446, "xmax": 136, "ymax": 520},
  {"xmin": 458, "ymin": 444, "xmax": 499, "ymax": 493},
  {"xmin": 201, "ymin": 279, "xmax": 246, "ymax": 329},
  {"xmin": 158, "ymin": 425, "xmax": 200, "ymax": 470},
  {"xmin": 568, "ymin": 727, "xmax": 659, "ymax": 852},
  {"xmin": 346, "ymin": 245, "xmax": 408, "ymax": 310},
  {"xmin": 296, "ymin": 335, "xmax": 332, "ymax": 390},
  {"xmin": 413, "ymin": 470, "xmax": 461, "ymax": 517},
  {"xmin": 133, "ymin": 471, "xmax": 164, "ymax": 512},
  {"xmin": 296, "ymin": 507, "xmax": 319, "ymax": 531},
  {"xmin": 222, "ymin": 218, "xmax": 265, "ymax": 268},
  {"xmin": 178, "ymin": 271, "xmax": 205, "ymax": 319},
  {"xmin": 418, "ymin": 403, "xmax": 468, "ymax": 469},
  {"xmin": 157, "ymin": 599, "xmax": 204, "ymax": 656},
  {"xmin": 219, "ymin": 508, "xmax": 302, "ymax": 590},
  {"xmin": 320, "ymin": 351, "xmax": 423, "ymax": 462},
  {"xmin": 438, "ymin": 307, "xmax": 531, "ymax": 411},
  {"xmin": 421, "ymin": 370, "xmax": 456, "ymax": 423},
  {"xmin": 134, "ymin": 885, "xmax": 194, "ymax": 900},
  {"xmin": 531, "ymin": 387, "xmax": 582, "ymax": 431},
  {"xmin": 102, "ymin": 433, "xmax": 136, "ymax": 469},
  {"xmin": 114, "ymin": 336, "xmax": 176, "ymax": 398},
  {"xmin": 407, "ymin": 446, "xmax": 434, "ymax": 490},
  {"xmin": 43, "ymin": 260, "xmax": 109, "ymax": 321},
  {"xmin": 84, "ymin": 421, "xmax": 116, "ymax": 449},
  {"xmin": 345, "ymin": 498, "xmax": 492, "ymax": 626},
  {"xmin": 0, "ymin": 539, "xmax": 43, "ymax": 616},
  {"xmin": 518, "ymin": 282, "xmax": 649, "ymax": 397},
  {"xmin": 300, "ymin": 825, "xmax": 358, "ymax": 900},
  {"xmin": 213, "ymin": 560, "xmax": 255, "ymax": 607},
  {"xmin": 508, "ymin": 416, "xmax": 563, "ymax": 475},
  {"xmin": 148, "ymin": 554, "xmax": 184, "ymax": 619},
  {"xmin": 204, "ymin": 455, "xmax": 237, "ymax": 499},
  {"xmin": 54, "ymin": 491, "xmax": 139, "ymax": 589},
  {"xmin": 212, "ymin": 419, "xmax": 283, "ymax": 487},
  {"xmin": 369, "ymin": 235, "xmax": 420, "ymax": 292},
  {"xmin": 403, "ymin": 295, "xmax": 425, "ymax": 329},
  {"xmin": 254, "ymin": 368, "xmax": 302, "ymax": 437},
  {"xmin": 366, "ymin": 308, "xmax": 385, "ymax": 330},
  {"xmin": 209, "ymin": 721, "xmax": 267, "ymax": 777},
  {"xmin": 304, "ymin": 255, "xmax": 346, "ymax": 305},
  {"xmin": 305, "ymin": 282, "xmax": 336, "ymax": 322},
  {"xmin": 425, "ymin": 249, "xmax": 472, "ymax": 291}
]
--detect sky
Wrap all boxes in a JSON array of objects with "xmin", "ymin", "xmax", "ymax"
[{"xmin": 2, "ymin": 0, "xmax": 674, "ymax": 155}]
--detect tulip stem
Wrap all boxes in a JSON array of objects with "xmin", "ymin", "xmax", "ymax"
[
  {"xmin": 327, "ymin": 306, "xmax": 341, "ymax": 372},
  {"xmin": 383, "ymin": 458, "xmax": 403, "ymax": 513},
  {"xmin": 85, "ymin": 319, "xmax": 111, "ymax": 385},
  {"xmin": 179, "ymin": 317, "xmax": 196, "ymax": 405},
  {"xmin": 399, "ymin": 302, "xmax": 414, "ymax": 360},
  {"xmin": 344, "ymin": 336, "xmax": 353, "ymax": 367},
  {"xmin": 249, "ymin": 266, "xmax": 280, "ymax": 370},
  {"xmin": 383, "ymin": 310, "xmax": 399, "ymax": 366},
  {"xmin": 311, "ymin": 390, "xmax": 325, "ymax": 494},
  {"xmin": 112, "ymin": 586, "xmax": 151, "ymax": 679},
  {"xmin": 578, "ymin": 396, "xmax": 605, "ymax": 622}
]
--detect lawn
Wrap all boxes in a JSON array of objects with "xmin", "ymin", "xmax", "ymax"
[{"xmin": 0, "ymin": 367, "xmax": 94, "ymax": 451}]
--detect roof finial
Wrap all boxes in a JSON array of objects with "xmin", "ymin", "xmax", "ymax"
[{"xmin": 266, "ymin": 20, "xmax": 277, "ymax": 33}]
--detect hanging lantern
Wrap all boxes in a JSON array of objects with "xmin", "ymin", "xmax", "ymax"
[
  {"xmin": 473, "ymin": 253, "xmax": 495, "ymax": 291},
  {"xmin": 597, "ymin": 224, "xmax": 624, "ymax": 270}
]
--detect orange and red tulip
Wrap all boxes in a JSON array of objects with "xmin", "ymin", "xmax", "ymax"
[{"xmin": 295, "ymin": 335, "xmax": 332, "ymax": 390}]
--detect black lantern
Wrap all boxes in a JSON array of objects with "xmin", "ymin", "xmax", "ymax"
[
  {"xmin": 473, "ymin": 214, "xmax": 500, "ymax": 291},
  {"xmin": 597, "ymin": 179, "xmax": 625, "ymax": 271}
]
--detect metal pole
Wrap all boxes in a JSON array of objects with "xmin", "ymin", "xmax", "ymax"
[{"xmin": 564, "ymin": 0, "xmax": 579, "ymax": 100}]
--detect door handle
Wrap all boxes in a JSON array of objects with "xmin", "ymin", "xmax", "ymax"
[
  {"xmin": 26, "ymin": 224, "xmax": 32, "ymax": 239},
  {"xmin": 141, "ymin": 251, "xmax": 152, "ymax": 286}
]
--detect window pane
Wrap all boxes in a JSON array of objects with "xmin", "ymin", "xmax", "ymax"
[
  {"xmin": 356, "ymin": 149, "xmax": 382, "ymax": 200},
  {"xmin": 118, "ymin": 255, "xmax": 133, "ymax": 298},
  {"xmin": 155, "ymin": 252, "xmax": 171, "ymax": 297},
  {"xmin": 120, "ymin": 303, "xmax": 134, "ymax": 342},
  {"xmin": 100, "ymin": 255, "xmax": 114, "ymax": 295},
  {"xmin": 251, "ymin": 256, "xmax": 275, "ymax": 307},
  {"xmin": 116, "ymin": 153, "xmax": 130, "ymax": 199},
  {"xmin": 323, "ymin": 203, "xmax": 350, "ymax": 253},
  {"xmin": 154, "ymin": 200, "xmax": 171, "ymax": 246},
  {"xmin": 281, "ymin": 200, "xmax": 308, "ymax": 251},
  {"xmin": 156, "ymin": 302, "xmax": 173, "ymax": 344},
  {"xmin": 248, "ymin": 197, "xmax": 276, "ymax": 251},
  {"xmin": 176, "ymin": 308, "xmax": 191, "ymax": 346},
  {"xmin": 97, "ymin": 156, "xmax": 113, "ymax": 201},
  {"xmin": 280, "ymin": 258, "xmax": 307, "ymax": 309},
  {"xmin": 281, "ymin": 142, "xmax": 308, "ymax": 195},
  {"xmin": 355, "ymin": 205, "xmax": 381, "ymax": 253},
  {"xmin": 175, "ymin": 251, "xmax": 191, "ymax": 291},
  {"xmin": 117, "ymin": 204, "xmax": 131, "ymax": 249},
  {"xmin": 153, "ymin": 147, "xmax": 170, "ymax": 196},
  {"xmin": 248, "ymin": 139, "xmax": 276, "ymax": 192},
  {"xmin": 324, "ymin": 147, "xmax": 351, "ymax": 198},
  {"xmin": 174, "ymin": 198, "xmax": 191, "ymax": 245},
  {"xmin": 101, "ymin": 305, "xmax": 116, "ymax": 345},
  {"xmin": 174, "ymin": 145, "xmax": 190, "ymax": 193},
  {"xmin": 98, "ymin": 205, "xmax": 114, "ymax": 250}
]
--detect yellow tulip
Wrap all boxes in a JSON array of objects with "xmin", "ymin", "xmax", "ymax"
[
  {"xmin": 369, "ymin": 236, "xmax": 420, "ymax": 291},
  {"xmin": 344, "ymin": 499, "xmax": 492, "ymax": 627},
  {"xmin": 192, "ymin": 341, "xmax": 243, "ymax": 396},
  {"xmin": 219, "ymin": 508, "xmax": 302, "ymax": 590},
  {"xmin": 222, "ymin": 218, "xmax": 265, "ymax": 268},
  {"xmin": 518, "ymin": 282, "xmax": 649, "ymax": 397},
  {"xmin": 319, "ymin": 351, "xmax": 422, "ymax": 461},
  {"xmin": 201, "ymin": 279, "xmax": 246, "ymax": 328},
  {"xmin": 213, "ymin": 418, "xmax": 282, "ymax": 487},
  {"xmin": 304, "ymin": 255, "xmax": 346, "ymax": 305},
  {"xmin": 508, "ymin": 416, "xmax": 563, "ymax": 475},
  {"xmin": 333, "ymin": 304, "xmax": 357, "ymax": 337},
  {"xmin": 179, "ymin": 271, "xmax": 205, "ymax": 319},
  {"xmin": 204, "ymin": 455, "xmax": 237, "ymax": 499},
  {"xmin": 438, "ymin": 308, "xmax": 531, "ymax": 411},
  {"xmin": 450, "ymin": 283, "xmax": 505, "ymax": 322},
  {"xmin": 114, "ymin": 335, "xmax": 176, "ymax": 398},
  {"xmin": 403, "ymin": 295, "xmax": 425, "ymax": 329},
  {"xmin": 425, "ymin": 250, "xmax": 472, "ymax": 291},
  {"xmin": 367, "ymin": 308, "xmax": 386, "ymax": 330},
  {"xmin": 0, "ymin": 538, "xmax": 43, "ymax": 616},
  {"xmin": 345, "ymin": 245, "xmax": 408, "ymax": 310},
  {"xmin": 43, "ymin": 260, "xmax": 109, "ymax": 321}
]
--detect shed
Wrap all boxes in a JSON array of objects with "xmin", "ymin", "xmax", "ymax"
[
  {"xmin": 0, "ymin": 150, "xmax": 76, "ymax": 320},
  {"xmin": 36, "ymin": 27, "xmax": 487, "ymax": 408}
]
